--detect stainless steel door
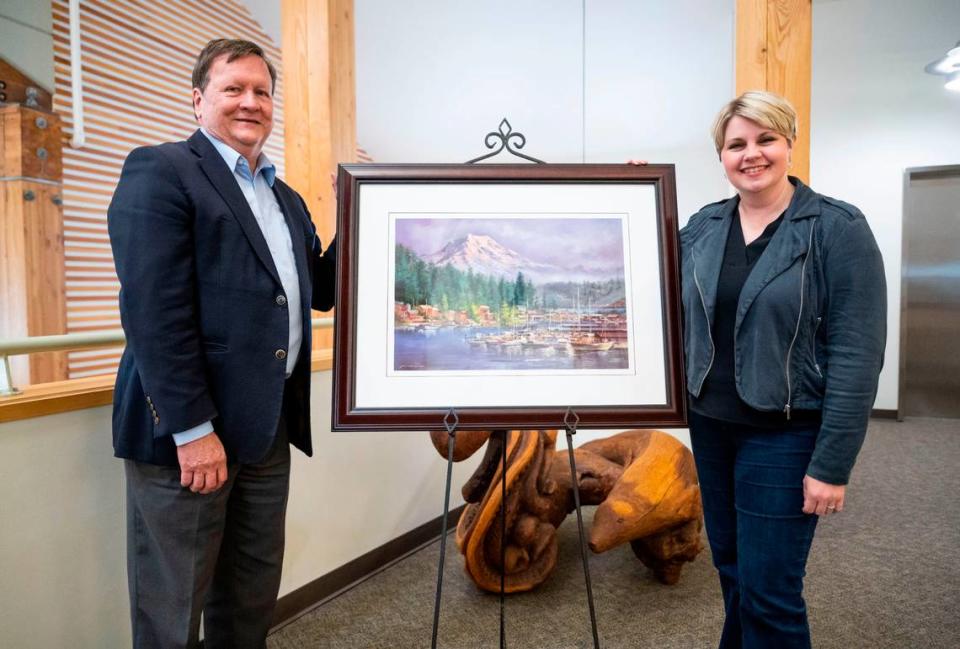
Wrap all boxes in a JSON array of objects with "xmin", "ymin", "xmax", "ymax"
[{"xmin": 900, "ymin": 166, "xmax": 960, "ymax": 418}]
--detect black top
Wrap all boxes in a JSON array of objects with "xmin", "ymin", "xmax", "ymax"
[{"xmin": 690, "ymin": 210, "xmax": 821, "ymax": 427}]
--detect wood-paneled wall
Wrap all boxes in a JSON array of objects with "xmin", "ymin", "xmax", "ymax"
[{"xmin": 50, "ymin": 0, "xmax": 286, "ymax": 378}]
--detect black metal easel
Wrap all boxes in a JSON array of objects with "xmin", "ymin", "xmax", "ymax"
[
  {"xmin": 431, "ymin": 409, "xmax": 460, "ymax": 649},
  {"xmin": 429, "ymin": 120, "xmax": 600, "ymax": 649},
  {"xmin": 563, "ymin": 408, "xmax": 601, "ymax": 649}
]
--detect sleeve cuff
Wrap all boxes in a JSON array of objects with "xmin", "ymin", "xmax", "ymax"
[{"xmin": 172, "ymin": 421, "xmax": 214, "ymax": 446}]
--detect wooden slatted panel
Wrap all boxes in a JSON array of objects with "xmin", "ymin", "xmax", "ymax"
[{"xmin": 51, "ymin": 0, "xmax": 286, "ymax": 378}]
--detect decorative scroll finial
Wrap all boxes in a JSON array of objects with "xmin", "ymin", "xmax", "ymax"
[{"xmin": 466, "ymin": 118, "xmax": 546, "ymax": 164}]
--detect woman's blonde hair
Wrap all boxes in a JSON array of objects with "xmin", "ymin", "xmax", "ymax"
[{"xmin": 710, "ymin": 90, "xmax": 798, "ymax": 154}]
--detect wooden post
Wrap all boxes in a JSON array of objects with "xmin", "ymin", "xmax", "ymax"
[
  {"xmin": 281, "ymin": 0, "xmax": 356, "ymax": 353},
  {"xmin": 735, "ymin": 0, "xmax": 812, "ymax": 183},
  {"xmin": 0, "ymin": 102, "xmax": 69, "ymax": 385}
]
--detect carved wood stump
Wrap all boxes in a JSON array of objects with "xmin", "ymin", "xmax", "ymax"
[{"xmin": 429, "ymin": 429, "xmax": 704, "ymax": 592}]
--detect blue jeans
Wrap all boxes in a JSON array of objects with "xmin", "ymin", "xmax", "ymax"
[{"xmin": 689, "ymin": 410, "xmax": 820, "ymax": 649}]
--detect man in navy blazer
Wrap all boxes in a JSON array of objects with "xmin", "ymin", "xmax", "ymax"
[{"xmin": 108, "ymin": 39, "xmax": 334, "ymax": 648}]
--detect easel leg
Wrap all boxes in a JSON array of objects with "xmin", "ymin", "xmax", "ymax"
[
  {"xmin": 430, "ymin": 427, "xmax": 457, "ymax": 649},
  {"xmin": 497, "ymin": 429, "xmax": 508, "ymax": 649},
  {"xmin": 566, "ymin": 425, "xmax": 601, "ymax": 649}
]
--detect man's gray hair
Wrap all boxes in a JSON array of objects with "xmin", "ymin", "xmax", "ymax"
[{"xmin": 192, "ymin": 38, "xmax": 277, "ymax": 93}]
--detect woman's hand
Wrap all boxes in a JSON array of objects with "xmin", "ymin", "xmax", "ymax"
[
  {"xmin": 626, "ymin": 159, "xmax": 648, "ymax": 165},
  {"xmin": 802, "ymin": 474, "xmax": 846, "ymax": 516}
]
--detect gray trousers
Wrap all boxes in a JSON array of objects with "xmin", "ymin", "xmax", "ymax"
[{"xmin": 124, "ymin": 422, "xmax": 290, "ymax": 649}]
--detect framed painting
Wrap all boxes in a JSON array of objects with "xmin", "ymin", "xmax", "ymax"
[{"xmin": 332, "ymin": 164, "xmax": 685, "ymax": 431}]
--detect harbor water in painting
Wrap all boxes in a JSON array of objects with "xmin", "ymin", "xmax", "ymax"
[{"xmin": 392, "ymin": 216, "xmax": 632, "ymax": 373}]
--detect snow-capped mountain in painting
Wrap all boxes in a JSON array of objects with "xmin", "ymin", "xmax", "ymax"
[{"xmin": 424, "ymin": 233, "xmax": 621, "ymax": 284}]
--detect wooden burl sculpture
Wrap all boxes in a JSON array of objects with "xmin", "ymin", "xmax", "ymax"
[{"xmin": 429, "ymin": 429, "xmax": 704, "ymax": 593}]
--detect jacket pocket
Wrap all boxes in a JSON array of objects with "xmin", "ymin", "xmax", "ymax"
[{"xmin": 809, "ymin": 316, "xmax": 823, "ymax": 378}]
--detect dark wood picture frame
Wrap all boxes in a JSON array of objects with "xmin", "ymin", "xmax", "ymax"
[{"xmin": 332, "ymin": 163, "xmax": 686, "ymax": 431}]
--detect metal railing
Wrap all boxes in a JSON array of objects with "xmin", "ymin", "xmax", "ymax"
[{"xmin": 0, "ymin": 317, "xmax": 335, "ymax": 396}]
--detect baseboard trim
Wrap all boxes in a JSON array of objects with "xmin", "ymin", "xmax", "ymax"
[
  {"xmin": 871, "ymin": 409, "xmax": 899, "ymax": 419},
  {"xmin": 270, "ymin": 504, "xmax": 467, "ymax": 632}
]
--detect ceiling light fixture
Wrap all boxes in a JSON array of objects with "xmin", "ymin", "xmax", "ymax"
[
  {"xmin": 946, "ymin": 71, "xmax": 960, "ymax": 92},
  {"xmin": 925, "ymin": 41, "xmax": 960, "ymax": 92}
]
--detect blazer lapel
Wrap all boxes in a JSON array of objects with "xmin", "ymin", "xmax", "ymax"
[
  {"xmin": 272, "ymin": 182, "xmax": 311, "ymax": 302},
  {"xmin": 188, "ymin": 131, "xmax": 281, "ymax": 286}
]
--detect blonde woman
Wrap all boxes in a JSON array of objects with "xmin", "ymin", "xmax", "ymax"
[{"xmin": 679, "ymin": 91, "xmax": 885, "ymax": 648}]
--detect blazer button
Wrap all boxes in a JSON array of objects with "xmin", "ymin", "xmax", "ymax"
[
  {"xmin": 275, "ymin": 349, "xmax": 287, "ymax": 360},
  {"xmin": 276, "ymin": 294, "xmax": 287, "ymax": 306}
]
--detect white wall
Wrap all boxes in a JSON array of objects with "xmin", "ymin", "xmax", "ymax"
[
  {"xmin": 280, "ymin": 372, "xmax": 481, "ymax": 594},
  {"xmin": 0, "ymin": 407, "xmax": 127, "ymax": 648},
  {"xmin": 0, "ymin": 372, "xmax": 481, "ymax": 648},
  {"xmin": 0, "ymin": 0, "xmax": 54, "ymax": 91},
  {"xmin": 241, "ymin": 0, "xmax": 282, "ymax": 46},
  {"xmin": 582, "ymin": 1, "xmax": 735, "ymax": 221},
  {"xmin": 810, "ymin": 0, "xmax": 960, "ymax": 410},
  {"xmin": 356, "ymin": 0, "xmax": 734, "ymax": 221}
]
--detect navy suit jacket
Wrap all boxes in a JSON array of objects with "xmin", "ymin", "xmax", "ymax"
[{"xmin": 107, "ymin": 130, "xmax": 335, "ymax": 467}]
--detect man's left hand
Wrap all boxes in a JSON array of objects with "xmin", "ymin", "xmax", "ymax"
[{"xmin": 802, "ymin": 474, "xmax": 846, "ymax": 516}]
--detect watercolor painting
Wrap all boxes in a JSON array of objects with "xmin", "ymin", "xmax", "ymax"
[{"xmin": 391, "ymin": 216, "xmax": 631, "ymax": 372}]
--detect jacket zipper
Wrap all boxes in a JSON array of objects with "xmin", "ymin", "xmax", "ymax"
[
  {"xmin": 784, "ymin": 223, "xmax": 817, "ymax": 419},
  {"xmin": 692, "ymin": 251, "xmax": 715, "ymax": 395}
]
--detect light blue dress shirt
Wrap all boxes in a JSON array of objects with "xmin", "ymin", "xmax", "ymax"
[{"xmin": 172, "ymin": 129, "xmax": 303, "ymax": 446}]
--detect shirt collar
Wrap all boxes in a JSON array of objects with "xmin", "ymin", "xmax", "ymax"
[{"xmin": 200, "ymin": 128, "xmax": 276, "ymax": 187}]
